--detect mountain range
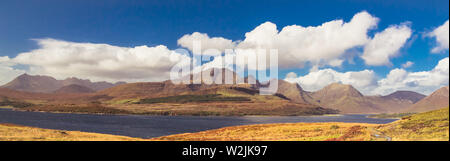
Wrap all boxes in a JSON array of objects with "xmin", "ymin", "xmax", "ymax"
[
  {"xmin": 308, "ymin": 83, "xmax": 427, "ymax": 113},
  {"xmin": 0, "ymin": 70, "xmax": 448, "ymax": 114},
  {"xmin": 1, "ymin": 73, "xmax": 125, "ymax": 93}
]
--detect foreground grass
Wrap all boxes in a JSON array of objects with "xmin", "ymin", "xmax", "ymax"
[
  {"xmin": 0, "ymin": 123, "xmax": 144, "ymax": 141},
  {"xmin": 154, "ymin": 107, "xmax": 449, "ymax": 141},
  {"xmin": 377, "ymin": 107, "xmax": 449, "ymax": 141},
  {"xmin": 153, "ymin": 123, "xmax": 377, "ymax": 141}
]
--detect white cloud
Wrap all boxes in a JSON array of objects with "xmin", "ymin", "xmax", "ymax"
[
  {"xmin": 362, "ymin": 24, "xmax": 412, "ymax": 66},
  {"xmin": 428, "ymin": 20, "xmax": 449, "ymax": 53},
  {"xmin": 401, "ymin": 61, "xmax": 414, "ymax": 68},
  {"xmin": 285, "ymin": 68, "xmax": 377, "ymax": 94},
  {"xmin": 10, "ymin": 39, "xmax": 191, "ymax": 82},
  {"xmin": 285, "ymin": 72, "xmax": 298, "ymax": 79},
  {"xmin": 177, "ymin": 32, "xmax": 235, "ymax": 56},
  {"xmin": 0, "ymin": 56, "xmax": 25, "ymax": 85},
  {"xmin": 236, "ymin": 11, "xmax": 379, "ymax": 68},
  {"xmin": 180, "ymin": 11, "xmax": 415, "ymax": 71},
  {"xmin": 374, "ymin": 57, "xmax": 449, "ymax": 95},
  {"xmin": 285, "ymin": 57, "xmax": 449, "ymax": 95}
]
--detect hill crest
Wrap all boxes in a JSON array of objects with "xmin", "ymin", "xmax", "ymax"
[
  {"xmin": 1, "ymin": 74, "xmax": 124, "ymax": 93},
  {"xmin": 405, "ymin": 86, "xmax": 449, "ymax": 112}
]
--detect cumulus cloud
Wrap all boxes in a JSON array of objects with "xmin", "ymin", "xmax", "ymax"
[
  {"xmin": 10, "ymin": 39, "xmax": 191, "ymax": 82},
  {"xmin": 285, "ymin": 57, "xmax": 449, "ymax": 95},
  {"xmin": 285, "ymin": 72, "xmax": 298, "ymax": 79},
  {"xmin": 285, "ymin": 68, "xmax": 377, "ymax": 93},
  {"xmin": 0, "ymin": 56, "xmax": 25, "ymax": 85},
  {"xmin": 362, "ymin": 24, "xmax": 412, "ymax": 66},
  {"xmin": 401, "ymin": 61, "xmax": 414, "ymax": 68},
  {"xmin": 236, "ymin": 11, "xmax": 379, "ymax": 68},
  {"xmin": 428, "ymin": 20, "xmax": 449, "ymax": 53},
  {"xmin": 177, "ymin": 32, "xmax": 235, "ymax": 56},
  {"xmin": 374, "ymin": 57, "xmax": 449, "ymax": 95},
  {"xmin": 180, "ymin": 11, "xmax": 417, "ymax": 70}
]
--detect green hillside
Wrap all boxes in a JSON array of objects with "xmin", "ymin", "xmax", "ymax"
[{"xmin": 377, "ymin": 107, "xmax": 449, "ymax": 141}]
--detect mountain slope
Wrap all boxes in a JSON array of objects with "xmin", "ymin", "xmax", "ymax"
[
  {"xmin": 62, "ymin": 77, "xmax": 125, "ymax": 91},
  {"xmin": 1, "ymin": 74, "xmax": 123, "ymax": 93},
  {"xmin": 54, "ymin": 84, "xmax": 95, "ymax": 94},
  {"xmin": 310, "ymin": 83, "xmax": 414, "ymax": 113},
  {"xmin": 276, "ymin": 80, "xmax": 317, "ymax": 104},
  {"xmin": 382, "ymin": 91, "xmax": 426, "ymax": 103},
  {"xmin": 310, "ymin": 83, "xmax": 378, "ymax": 113},
  {"xmin": 1, "ymin": 74, "xmax": 61, "ymax": 93},
  {"xmin": 405, "ymin": 86, "xmax": 449, "ymax": 112}
]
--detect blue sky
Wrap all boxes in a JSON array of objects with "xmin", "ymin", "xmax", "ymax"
[{"xmin": 0, "ymin": 0, "xmax": 448, "ymax": 95}]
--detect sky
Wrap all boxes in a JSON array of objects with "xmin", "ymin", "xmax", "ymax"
[{"xmin": 0, "ymin": 0, "xmax": 448, "ymax": 95}]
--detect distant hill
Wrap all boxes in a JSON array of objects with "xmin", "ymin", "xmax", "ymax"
[
  {"xmin": 310, "ymin": 83, "xmax": 414, "ymax": 113},
  {"xmin": 310, "ymin": 83, "xmax": 378, "ymax": 113},
  {"xmin": 1, "ymin": 74, "xmax": 124, "ymax": 93},
  {"xmin": 404, "ymin": 86, "xmax": 449, "ymax": 113},
  {"xmin": 277, "ymin": 80, "xmax": 317, "ymax": 104},
  {"xmin": 382, "ymin": 91, "xmax": 426, "ymax": 103},
  {"xmin": 54, "ymin": 84, "xmax": 95, "ymax": 94},
  {"xmin": 62, "ymin": 77, "xmax": 126, "ymax": 91},
  {"xmin": 1, "ymin": 74, "xmax": 61, "ymax": 93}
]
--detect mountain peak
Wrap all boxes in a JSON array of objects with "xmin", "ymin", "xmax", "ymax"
[
  {"xmin": 53, "ymin": 84, "xmax": 95, "ymax": 94},
  {"xmin": 276, "ymin": 80, "xmax": 316, "ymax": 104},
  {"xmin": 19, "ymin": 73, "xmax": 29, "ymax": 77},
  {"xmin": 1, "ymin": 74, "xmax": 123, "ymax": 93},
  {"xmin": 431, "ymin": 86, "xmax": 449, "ymax": 96},
  {"xmin": 17, "ymin": 73, "xmax": 55, "ymax": 80},
  {"xmin": 327, "ymin": 82, "xmax": 354, "ymax": 88},
  {"xmin": 320, "ymin": 82, "xmax": 363, "ymax": 97},
  {"xmin": 405, "ymin": 86, "xmax": 449, "ymax": 113},
  {"xmin": 309, "ymin": 82, "xmax": 419, "ymax": 113},
  {"xmin": 383, "ymin": 90, "xmax": 426, "ymax": 103}
]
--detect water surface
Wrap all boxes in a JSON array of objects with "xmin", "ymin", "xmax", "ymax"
[{"xmin": 0, "ymin": 109, "xmax": 396, "ymax": 138}]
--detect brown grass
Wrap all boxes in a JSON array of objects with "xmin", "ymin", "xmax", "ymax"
[
  {"xmin": 152, "ymin": 122, "xmax": 376, "ymax": 141},
  {"xmin": 0, "ymin": 123, "xmax": 145, "ymax": 141},
  {"xmin": 152, "ymin": 107, "xmax": 449, "ymax": 141},
  {"xmin": 376, "ymin": 107, "xmax": 449, "ymax": 141}
]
